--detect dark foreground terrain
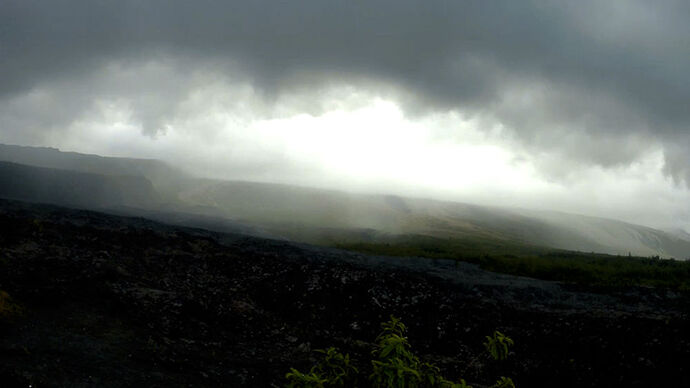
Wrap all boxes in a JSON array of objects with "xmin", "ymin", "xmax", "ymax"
[{"xmin": 0, "ymin": 200, "xmax": 688, "ymax": 387}]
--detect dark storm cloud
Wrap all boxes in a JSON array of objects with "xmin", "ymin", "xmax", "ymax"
[{"xmin": 1, "ymin": 0, "xmax": 689, "ymax": 181}]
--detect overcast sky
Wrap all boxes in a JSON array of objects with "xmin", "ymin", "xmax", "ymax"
[{"xmin": 1, "ymin": 1, "xmax": 689, "ymax": 230}]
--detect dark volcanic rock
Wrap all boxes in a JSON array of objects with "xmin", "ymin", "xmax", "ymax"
[{"xmin": 0, "ymin": 199, "xmax": 688, "ymax": 387}]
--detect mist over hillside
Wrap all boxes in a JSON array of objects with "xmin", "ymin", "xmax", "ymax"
[
  {"xmin": 2, "ymin": 143, "xmax": 689, "ymax": 259},
  {"xmin": 0, "ymin": 143, "xmax": 190, "ymax": 204},
  {"xmin": 0, "ymin": 161, "xmax": 159, "ymax": 210}
]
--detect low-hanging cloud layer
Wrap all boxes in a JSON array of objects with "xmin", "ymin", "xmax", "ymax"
[{"xmin": 1, "ymin": 1, "xmax": 689, "ymax": 229}]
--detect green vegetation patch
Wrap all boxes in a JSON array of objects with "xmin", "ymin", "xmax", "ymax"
[
  {"xmin": 479, "ymin": 252, "xmax": 690, "ymax": 290},
  {"xmin": 286, "ymin": 316, "xmax": 515, "ymax": 388},
  {"xmin": 334, "ymin": 234, "xmax": 549, "ymax": 260},
  {"xmin": 0, "ymin": 290, "xmax": 24, "ymax": 320},
  {"xmin": 335, "ymin": 236, "xmax": 690, "ymax": 290}
]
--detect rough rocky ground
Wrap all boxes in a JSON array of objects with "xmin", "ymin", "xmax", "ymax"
[{"xmin": 0, "ymin": 199, "xmax": 688, "ymax": 387}]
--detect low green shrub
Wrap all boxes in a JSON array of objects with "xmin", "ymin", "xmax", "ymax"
[
  {"xmin": 286, "ymin": 347, "xmax": 359, "ymax": 387},
  {"xmin": 0, "ymin": 290, "xmax": 23, "ymax": 320},
  {"xmin": 484, "ymin": 331, "xmax": 514, "ymax": 361},
  {"xmin": 286, "ymin": 316, "xmax": 515, "ymax": 388}
]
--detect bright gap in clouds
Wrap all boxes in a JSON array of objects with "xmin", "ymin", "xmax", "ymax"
[
  {"xmin": 39, "ymin": 77, "xmax": 688, "ymax": 231},
  {"xmin": 55, "ymin": 87, "xmax": 542, "ymax": 199},
  {"xmin": 252, "ymin": 99, "xmax": 536, "ymax": 191}
]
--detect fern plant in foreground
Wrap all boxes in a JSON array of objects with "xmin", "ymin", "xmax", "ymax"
[
  {"xmin": 370, "ymin": 316, "xmax": 464, "ymax": 388},
  {"xmin": 286, "ymin": 347, "xmax": 358, "ymax": 387},
  {"xmin": 483, "ymin": 331, "xmax": 514, "ymax": 361},
  {"xmin": 286, "ymin": 316, "xmax": 515, "ymax": 388},
  {"xmin": 0, "ymin": 290, "xmax": 23, "ymax": 320}
]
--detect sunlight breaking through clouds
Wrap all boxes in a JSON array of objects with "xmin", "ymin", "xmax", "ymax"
[
  {"xmin": 29, "ymin": 71, "xmax": 687, "ymax": 231},
  {"xmin": 1, "ymin": 0, "xmax": 690, "ymax": 231}
]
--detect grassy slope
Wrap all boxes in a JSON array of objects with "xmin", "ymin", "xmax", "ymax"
[
  {"xmin": 178, "ymin": 180, "xmax": 690, "ymax": 258},
  {"xmin": 334, "ymin": 236, "xmax": 690, "ymax": 290},
  {"xmin": 0, "ymin": 161, "xmax": 160, "ymax": 210}
]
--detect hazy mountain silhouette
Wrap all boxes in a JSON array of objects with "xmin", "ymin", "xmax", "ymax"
[
  {"xmin": 1, "ymin": 143, "xmax": 689, "ymax": 258},
  {"xmin": 0, "ymin": 161, "xmax": 159, "ymax": 210},
  {"xmin": 180, "ymin": 180, "xmax": 690, "ymax": 258}
]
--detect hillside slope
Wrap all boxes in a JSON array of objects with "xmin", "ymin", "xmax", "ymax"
[
  {"xmin": 0, "ymin": 162, "xmax": 160, "ymax": 210},
  {"xmin": 180, "ymin": 180, "xmax": 690, "ymax": 258},
  {"xmin": 0, "ymin": 143, "xmax": 188, "ymax": 204},
  {"xmin": 2, "ymin": 143, "xmax": 689, "ymax": 258},
  {"xmin": 514, "ymin": 209, "xmax": 690, "ymax": 258}
]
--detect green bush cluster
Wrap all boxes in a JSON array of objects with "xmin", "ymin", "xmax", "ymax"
[{"xmin": 286, "ymin": 316, "xmax": 514, "ymax": 388}]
